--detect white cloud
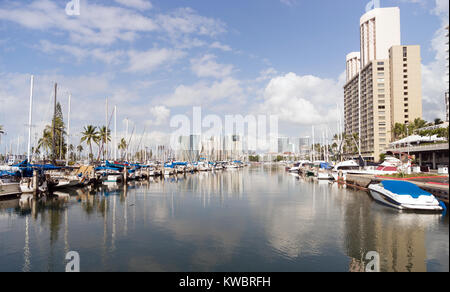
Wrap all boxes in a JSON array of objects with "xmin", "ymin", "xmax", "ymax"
[
  {"xmin": 114, "ymin": 0, "xmax": 153, "ymax": 11},
  {"xmin": 0, "ymin": 0, "xmax": 158, "ymax": 45},
  {"xmin": 39, "ymin": 40, "xmax": 125, "ymax": 65},
  {"xmin": 190, "ymin": 54, "xmax": 234, "ymax": 79},
  {"xmin": 258, "ymin": 73, "xmax": 343, "ymax": 125},
  {"xmin": 164, "ymin": 78, "xmax": 244, "ymax": 107},
  {"xmin": 157, "ymin": 7, "xmax": 226, "ymax": 39},
  {"xmin": 148, "ymin": 106, "xmax": 171, "ymax": 126},
  {"xmin": 210, "ymin": 41, "xmax": 232, "ymax": 52},
  {"xmin": 126, "ymin": 48, "xmax": 186, "ymax": 73}
]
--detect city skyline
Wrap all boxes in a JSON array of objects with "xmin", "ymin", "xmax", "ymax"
[{"xmin": 0, "ymin": 0, "xmax": 448, "ymax": 154}]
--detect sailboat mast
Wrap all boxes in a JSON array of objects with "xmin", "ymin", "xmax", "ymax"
[
  {"xmin": 66, "ymin": 93, "xmax": 71, "ymax": 165},
  {"xmin": 52, "ymin": 83, "xmax": 57, "ymax": 165},
  {"xmin": 114, "ymin": 106, "xmax": 117, "ymax": 161},
  {"xmin": 27, "ymin": 75, "xmax": 34, "ymax": 163},
  {"xmin": 105, "ymin": 98, "xmax": 108, "ymax": 161}
]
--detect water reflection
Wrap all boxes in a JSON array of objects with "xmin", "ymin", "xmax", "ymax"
[{"xmin": 0, "ymin": 166, "xmax": 448, "ymax": 272}]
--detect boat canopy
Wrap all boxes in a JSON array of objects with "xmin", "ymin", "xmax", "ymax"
[{"xmin": 381, "ymin": 181, "xmax": 432, "ymax": 199}]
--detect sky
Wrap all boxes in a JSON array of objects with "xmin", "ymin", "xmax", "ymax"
[{"xmin": 0, "ymin": 0, "xmax": 449, "ymax": 153}]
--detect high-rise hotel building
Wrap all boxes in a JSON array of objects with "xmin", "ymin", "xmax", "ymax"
[{"xmin": 344, "ymin": 7, "xmax": 423, "ymax": 162}]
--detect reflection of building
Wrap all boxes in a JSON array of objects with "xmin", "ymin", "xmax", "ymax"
[
  {"xmin": 344, "ymin": 7, "xmax": 423, "ymax": 162},
  {"xmin": 343, "ymin": 190, "xmax": 429, "ymax": 272}
]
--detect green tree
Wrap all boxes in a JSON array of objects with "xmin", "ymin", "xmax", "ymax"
[
  {"xmin": 81, "ymin": 125, "xmax": 99, "ymax": 162},
  {"xmin": 249, "ymin": 155, "xmax": 260, "ymax": 162},
  {"xmin": 434, "ymin": 118, "xmax": 444, "ymax": 125}
]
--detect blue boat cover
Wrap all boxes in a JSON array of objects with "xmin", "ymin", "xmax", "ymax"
[{"xmin": 381, "ymin": 180, "xmax": 432, "ymax": 199}]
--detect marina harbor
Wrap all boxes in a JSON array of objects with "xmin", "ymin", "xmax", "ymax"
[{"xmin": 0, "ymin": 0, "xmax": 449, "ymax": 274}]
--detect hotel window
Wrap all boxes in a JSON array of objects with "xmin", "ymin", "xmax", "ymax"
[
  {"xmin": 404, "ymin": 98, "xmax": 408, "ymax": 101},
  {"xmin": 403, "ymin": 47, "xmax": 408, "ymax": 58},
  {"xmin": 379, "ymin": 127, "xmax": 386, "ymax": 132},
  {"xmin": 405, "ymin": 115, "xmax": 409, "ymax": 119},
  {"xmin": 404, "ymin": 92, "xmax": 408, "ymax": 96},
  {"xmin": 404, "ymin": 109, "xmax": 409, "ymax": 113},
  {"xmin": 379, "ymin": 111, "xmax": 385, "ymax": 115},
  {"xmin": 404, "ymin": 103, "xmax": 408, "ymax": 107},
  {"xmin": 403, "ymin": 69, "xmax": 408, "ymax": 73},
  {"xmin": 404, "ymin": 75, "xmax": 408, "ymax": 78},
  {"xmin": 378, "ymin": 73, "xmax": 384, "ymax": 76},
  {"xmin": 380, "ymin": 144, "xmax": 386, "ymax": 148},
  {"xmin": 403, "ymin": 64, "xmax": 407, "ymax": 67},
  {"xmin": 379, "ymin": 100, "xmax": 385, "ymax": 104},
  {"xmin": 380, "ymin": 133, "xmax": 386, "ymax": 137},
  {"xmin": 378, "ymin": 67, "xmax": 384, "ymax": 71},
  {"xmin": 378, "ymin": 89, "xmax": 385, "ymax": 93},
  {"xmin": 404, "ymin": 86, "xmax": 408, "ymax": 90},
  {"xmin": 378, "ymin": 78, "xmax": 385, "ymax": 82},
  {"xmin": 377, "ymin": 62, "xmax": 384, "ymax": 65},
  {"xmin": 379, "ymin": 122, "xmax": 386, "ymax": 126},
  {"xmin": 378, "ymin": 83, "xmax": 385, "ymax": 87},
  {"xmin": 378, "ymin": 94, "xmax": 385, "ymax": 98},
  {"xmin": 379, "ymin": 116, "xmax": 386, "ymax": 120},
  {"xmin": 404, "ymin": 80, "xmax": 408, "ymax": 84},
  {"xmin": 378, "ymin": 106, "xmax": 385, "ymax": 109},
  {"xmin": 380, "ymin": 138, "xmax": 386, "ymax": 142}
]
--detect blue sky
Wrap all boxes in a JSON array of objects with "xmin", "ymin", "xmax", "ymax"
[{"xmin": 0, "ymin": 0, "xmax": 448, "ymax": 153}]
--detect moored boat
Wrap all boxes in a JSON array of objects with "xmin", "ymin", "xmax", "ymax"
[{"xmin": 368, "ymin": 180, "xmax": 445, "ymax": 211}]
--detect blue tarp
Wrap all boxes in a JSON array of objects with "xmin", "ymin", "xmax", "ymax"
[
  {"xmin": 319, "ymin": 162, "xmax": 331, "ymax": 169},
  {"xmin": 381, "ymin": 180, "xmax": 432, "ymax": 199}
]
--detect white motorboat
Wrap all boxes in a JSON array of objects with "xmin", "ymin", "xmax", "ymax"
[
  {"xmin": 368, "ymin": 180, "xmax": 445, "ymax": 211},
  {"xmin": 330, "ymin": 160, "xmax": 360, "ymax": 181}
]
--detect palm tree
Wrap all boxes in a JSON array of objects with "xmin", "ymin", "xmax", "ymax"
[
  {"xmin": 118, "ymin": 138, "xmax": 127, "ymax": 159},
  {"xmin": 97, "ymin": 126, "xmax": 111, "ymax": 160},
  {"xmin": 37, "ymin": 128, "xmax": 53, "ymax": 158},
  {"xmin": 77, "ymin": 145, "xmax": 84, "ymax": 161},
  {"xmin": 81, "ymin": 125, "xmax": 99, "ymax": 162}
]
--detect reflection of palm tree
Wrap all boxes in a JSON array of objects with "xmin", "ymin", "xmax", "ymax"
[{"xmin": 81, "ymin": 125, "xmax": 99, "ymax": 162}]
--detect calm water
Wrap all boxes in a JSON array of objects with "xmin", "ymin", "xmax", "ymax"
[{"xmin": 0, "ymin": 165, "xmax": 448, "ymax": 272}]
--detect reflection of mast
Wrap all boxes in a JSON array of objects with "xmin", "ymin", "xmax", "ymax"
[
  {"xmin": 111, "ymin": 195, "xmax": 116, "ymax": 252},
  {"xmin": 23, "ymin": 216, "xmax": 31, "ymax": 272},
  {"xmin": 64, "ymin": 208, "xmax": 69, "ymax": 255},
  {"xmin": 124, "ymin": 185, "xmax": 128, "ymax": 236}
]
